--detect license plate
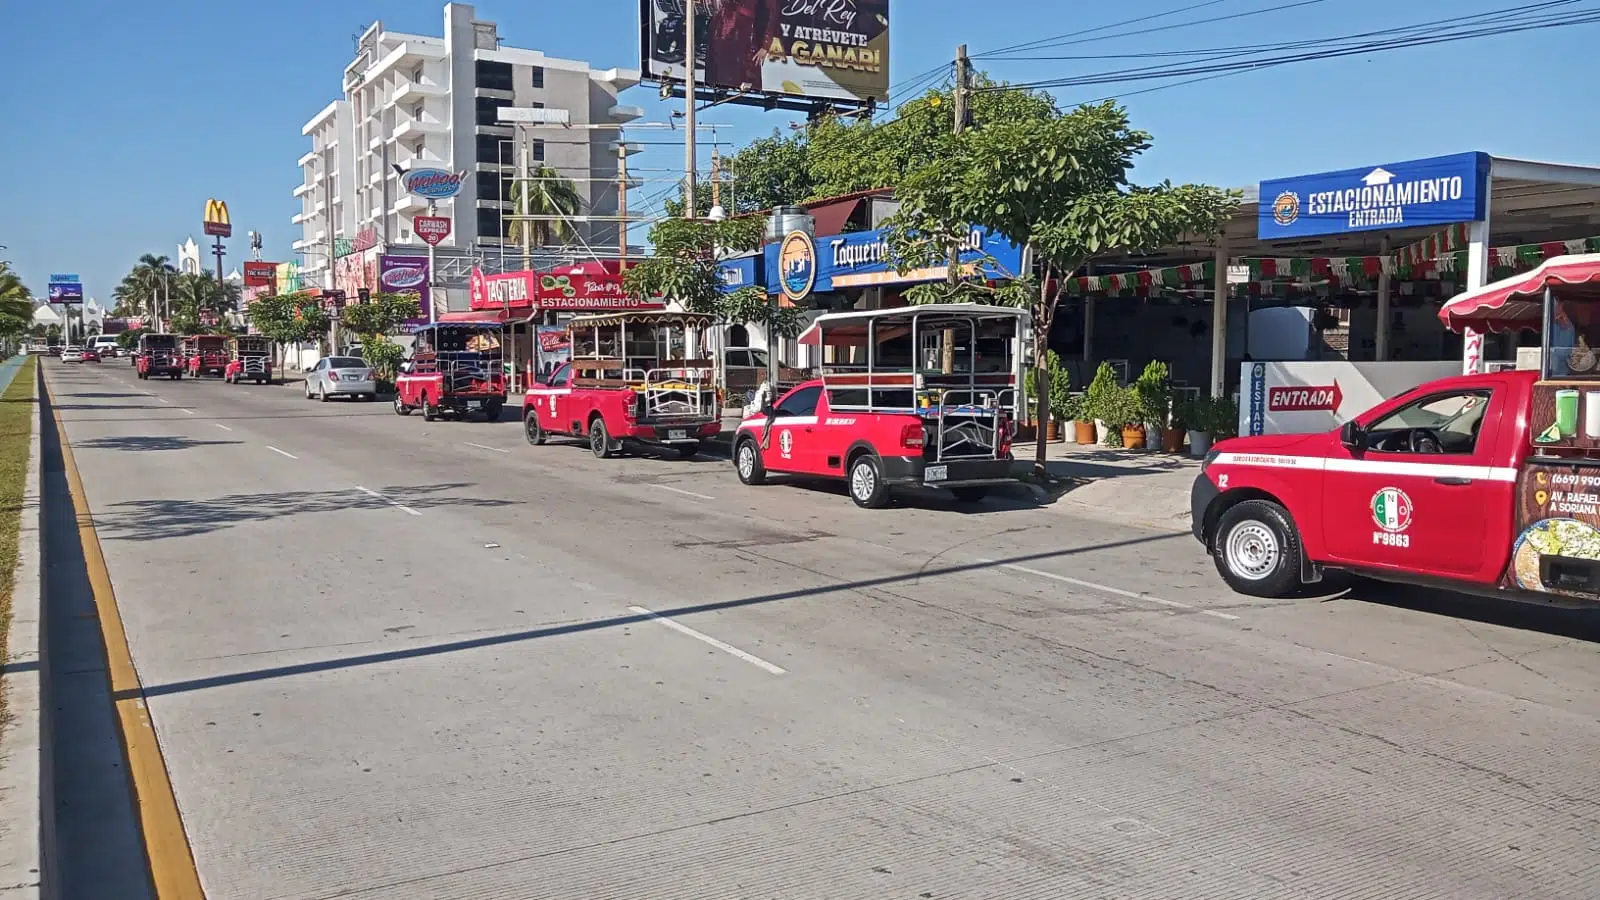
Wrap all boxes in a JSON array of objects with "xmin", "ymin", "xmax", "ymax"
[
  {"xmin": 667, "ymin": 429, "xmax": 688, "ymax": 441},
  {"xmin": 925, "ymin": 465, "xmax": 949, "ymax": 483}
]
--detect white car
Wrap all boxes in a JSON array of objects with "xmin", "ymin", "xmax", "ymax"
[{"xmin": 60, "ymin": 345, "xmax": 83, "ymax": 363}]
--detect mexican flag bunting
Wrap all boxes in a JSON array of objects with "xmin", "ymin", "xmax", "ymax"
[
  {"xmin": 1495, "ymin": 246, "xmax": 1518, "ymax": 268},
  {"xmin": 1567, "ymin": 238, "xmax": 1589, "ymax": 255},
  {"xmin": 1328, "ymin": 259, "xmax": 1351, "ymax": 280},
  {"xmin": 1108, "ymin": 273, "xmax": 1125, "ymax": 292},
  {"xmin": 1136, "ymin": 270, "xmax": 1153, "ymax": 289}
]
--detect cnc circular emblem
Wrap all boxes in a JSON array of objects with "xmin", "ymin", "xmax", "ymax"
[
  {"xmin": 1272, "ymin": 191, "xmax": 1300, "ymax": 226},
  {"xmin": 778, "ymin": 231, "xmax": 816, "ymax": 302},
  {"xmin": 779, "ymin": 429, "xmax": 794, "ymax": 455},
  {"xmin": 1371, "ymin": 487, "xmax": 1413, "ymax": 533}
]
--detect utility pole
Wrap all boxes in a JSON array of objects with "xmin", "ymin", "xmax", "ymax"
[
  {"xmin": 710, "ymin": 148, "xmax": 721, "ymax": 212},
  {"xmin": 618, "ymin": 147, "xmax": 630, "ymax": 263},
  {"xmin": 323, "ymin": 160, "xmax": 339, "ymax": 354},
  {"xmin": 942, "ymin": 44, "xmax": 970, "ymax": 375},
  {"xmin": 683, "ymin": 0, "xmax": 698, "ymax": 219},
  {"xmin": 519, "ymin": 127, "xmax": 533, "ymax": 271}
]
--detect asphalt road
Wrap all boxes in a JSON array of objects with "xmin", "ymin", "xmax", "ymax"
[{"xmin": 43, "ymin": 357, "xmax": 1600, "ymax": 900}]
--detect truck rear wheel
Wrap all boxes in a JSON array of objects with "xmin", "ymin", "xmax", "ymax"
[
  {"xmin": 483, "ymin": 400, "xmax": 503, "ymax": 422},
  {"xmin": 524, "ymin": 411, "xmax": 546, "ymax": 445},
  {"xmin": 848, "ymin": 454, "xmax": 890, "ymax": 509},
  {"xmin": 1212, "ymin": 500, "xmax": 1302, "ymax": 598},
  {"xmin": 589, "ymin": 418, "xmax": 614, "ymax": 459},
  {"xmin": 422, "ymin": 394, "xmax": 437, "ymax": 421}
]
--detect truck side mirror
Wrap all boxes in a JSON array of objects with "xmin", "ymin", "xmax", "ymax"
[{"xmin": 1339, "ymin": 420, "xmax": 1364, "ymax": 450}]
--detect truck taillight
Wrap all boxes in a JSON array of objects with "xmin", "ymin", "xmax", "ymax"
[{"xmin": 901, "ymin": 424, "xmax": 924, "ymax": 449}]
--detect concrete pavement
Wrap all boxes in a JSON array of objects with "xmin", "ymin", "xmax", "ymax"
[{"xmin": 37, "ymin": 358, "xmax": 1600, "ymax": 899}]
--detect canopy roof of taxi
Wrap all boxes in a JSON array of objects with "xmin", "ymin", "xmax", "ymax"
[
  {"xmin": 1438, "ymin": 254, "xmax": 1600, "ymax": 334},
  {"xmin": 566, "ymin": 311, "xmax": 715, "ymax": 329},
  {"xmin": 798, "ymin": 304, "xmax": 1027, "ymax": 347}
]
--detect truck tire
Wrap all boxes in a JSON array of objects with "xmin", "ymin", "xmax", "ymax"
[
  {"xmin": 393, "ymin": 394, "xmax": 412, "ymax": 416},
  {"xmin": 524, "ymin": 411, "xmax": 546, "ymax": 445},
  {"xmin": 675, "ymin": 443, "xmax": 699, "ymax": 459},
  {"xmin": 589, "ymin": 418, "xmax": 614, "ymax": 459},
  {"xmin": 848, "ymin": 453, "xmax": 891, "ymax": 509},
  {"xmin": 1211, "ymin": 500, "xmax": 1303, "ymax": 598},
  {"xmin": 951, "ymin": 487, "xmax": 989, "ymax": 503},
  {"xmin": 483, "ymin": 400, "xmax": 503, "ymax": 422},
  {"xmin": 422, "ymin": 394, "xmax": 437, "ymax": 421},
  {"xmin": 734, "ymin": 438, "xmax": 766, "ymax": 485}
]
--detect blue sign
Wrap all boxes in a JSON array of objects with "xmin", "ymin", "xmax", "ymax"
[
  {"xmin": 763, "ymin": 225, "xmax": 1025, "ymax": 296},
  {"xmin": 48, "ymin": 273, "xmax": 79, "ymax": 284},
  {"xmin": 48, "ymin": 283, "xmax": 84, "ymax": 303},
  {"xmin": 1258, "ymin": 151, "xmax": 1490, "ymax": 239},
  {"xmin": 402, "ymin": 168, "xmax": 464, "ymax": 200},
  {"xmin": 716, "ymin": 255, "xmax": 762, "ymax": 293}
]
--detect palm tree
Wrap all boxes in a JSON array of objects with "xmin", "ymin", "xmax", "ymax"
[
  {"xmin": 506, "ymin": 166, "xmax": 584, "ymax": 269},
  {"xmin": 0, "ymin": 263, "xmax": 35, "ymax": 337},
  {"xmin": 117, "ymin": 254, "xmax": 177, "ymax": 322}
]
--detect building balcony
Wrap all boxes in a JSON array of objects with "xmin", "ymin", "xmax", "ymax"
[
  {"xmin": 291, "ymin": 237, "xmax": 315, "ymax": 251},
  {"xmin": 292, "ymin": 183, "xmax": 313, "ymax": 198},
  {"xmin": 608, "ymin": 104, "xmax": 645, "ymax": 122},
  {"xmin": 369, "ymin": 133, "xmax": 384, "ymax": 151},
  {"xmin": 291, "ymin": 212, "xmax": 310, "ymax": 225},
  {"xmin": 392, "ymin": 118, "xmax": 447, "ymax": 142},
  {"xmin": 391, "ymin": 78, "xmax": 448, "ymax": 105},
  {"xmin": 297, "ymin": 150, "xmax": 317, "ymax": 167},
  {"xmin": 392, "ymin": 193, "xmax": 428, "ymax": 214}
]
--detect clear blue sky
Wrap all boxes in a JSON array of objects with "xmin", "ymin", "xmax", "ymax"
[{"xmin": 3, "ymin": 0, "xmax": 1597, "ymax": 303}]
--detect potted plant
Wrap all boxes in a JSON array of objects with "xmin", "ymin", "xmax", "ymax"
[
  {"xmin": 1045, "ymin": 351, "xmax": 1071, "ymax": 442},
  {"xmin": 1065, "ymin": 392, "xmax": 1094, "ymax": 444},
  {"xmin": 1160, "ymin": 389, "xmax": 1188, "ymax": 453},
  {"xmin": 1177, "ymin": 396, "xmax": 1210, "ymax": 456},
  {"xmin": 1084, "ymin": 361, "xmax": 1120, "ymax": 445},
  {"xmin": 1100, "ymin": 384, "xmax": 1144, "ymax": 449},
  {"xmin": 1133, "ymin": 361, "xmax": 1171, "ymax": 449},
  {"xmin": 1210, "ymin": 395, "xmax": 1240, "ymax": 442}
]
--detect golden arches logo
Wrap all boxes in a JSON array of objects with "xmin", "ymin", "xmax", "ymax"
[{"xmin": 204, "ymin": 198, "xmax": 232, "ymax": 237}]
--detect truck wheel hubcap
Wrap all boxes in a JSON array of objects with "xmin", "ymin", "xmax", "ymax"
[
  {"xmin": 738, "ymin": 445, "xmax": 754, "ymax": 478},
  {"xmin": 851, "ymin": 462, "xmax": 874, "ymax": 499},
  {"xmin": 1225, "ymin": 522, "xmax": 1278, "ymax": 580}
]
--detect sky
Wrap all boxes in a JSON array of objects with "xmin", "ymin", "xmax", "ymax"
[{"xmin": 3, "ymin": 0, "xmax": 1598, "ymax": 305}]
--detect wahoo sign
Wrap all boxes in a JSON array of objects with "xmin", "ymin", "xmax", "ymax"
[
  {"xmin": 1258, "ymin": 152, "xmax": 1490, "ymax": 239},
  {"xmin": 402, "ymin": 168, "xmax": 465, "ymax": 200}
]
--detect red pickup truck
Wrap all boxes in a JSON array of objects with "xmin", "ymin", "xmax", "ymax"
[{"xmin": 1195, "ymin": 360, "xmax": 1600, "ymax": 608}]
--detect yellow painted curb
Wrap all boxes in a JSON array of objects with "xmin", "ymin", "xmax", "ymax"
[{"xmin": 44, "ymin": 376, "xmax": 206, "ymax": 899}]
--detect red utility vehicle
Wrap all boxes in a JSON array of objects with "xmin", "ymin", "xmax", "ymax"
[
  {"xmin": 732, "ymin": 305, "xmax": 1029, "ymax": 508},
  {"xmin": 393, "ymin": 321, "xmax": 507, "ymax": 421},
  {"xmin": 523, "ymin": 311, "xmax": 721, "ymax": 458},
  {"xmin": 136, "ymin": 333, "xmax": 183, "ymax": 380},
  {"xmin": 186, "ymin": 335, "xmax": 228, "ymax": 378},
  {"xmin": 224, "ymin": 335, "xmax": 274, "ymax": 384},
  {"xmin": 1193, "ymin": 254, "xmax": 1600, "ymax": 606}
]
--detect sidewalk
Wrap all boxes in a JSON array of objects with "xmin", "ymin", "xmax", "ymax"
[{"xmin": 1037, "ymin": 439, "xmax": 1201, "ymax": 533}]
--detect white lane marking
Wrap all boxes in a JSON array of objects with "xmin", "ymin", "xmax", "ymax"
[
  {"xmin": 354, "ymin": 485, "xmax": 424, "ymax": 517},
  {"xmin": 157, "ymin": 397, "xmax": 170, "ymax": 403},
  {"xmin": 978, "ymin": 558, "xmax": 1240, "ymax": 621},
  {"xmin": 627, "ymin": 606, "xmax": 786, "ymax": 675},
  {"xmin": 182, "ymin": 408, "xmax": 195, "ymax": 415},
  {"xmin": 215, "ymin": 423, "xmax": 232, "ymax": 431},
  {"xmin": 652, "ymin": 484, "xmax": 715, "ymax": 501},
  {"xmin": 266, "ymin": 446, "xmax": 298, "ymax": 459},
  {"xmin": 463, "ymin": 442, "xmax": 509, "ymax": 454}
]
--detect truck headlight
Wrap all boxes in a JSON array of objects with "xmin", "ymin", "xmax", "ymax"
[{"xmin": 1201, "ymin": 449, "xmax": 1220, "ymax": 473}]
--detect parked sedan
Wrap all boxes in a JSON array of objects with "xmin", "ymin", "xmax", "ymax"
[{"xmin": 304, "ymin": 356, "xmax": 377, "ymax": 402}]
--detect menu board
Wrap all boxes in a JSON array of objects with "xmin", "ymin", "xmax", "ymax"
[
  {"xmin": 1529, "ymin": 381, "xmax": 1600, "ymax": 450},
  {"xmin": 1507, "ymin": 460, "xmax": 1600, "ymax": 596}
]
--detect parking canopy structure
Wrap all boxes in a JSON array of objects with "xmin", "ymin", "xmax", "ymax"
[{"xmin": 1085, "ymin": 152, "xmax": 1600, "ymax": 397}]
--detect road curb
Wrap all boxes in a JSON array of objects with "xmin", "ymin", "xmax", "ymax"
[{"xmin": 0, "ymin": 359, "xmax": 43, "ymax": 898}]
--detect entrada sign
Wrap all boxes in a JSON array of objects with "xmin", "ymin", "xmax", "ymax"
[
  {"xmin": 1257, "ymin": 152, "xmax": 1490, "ymax": 239},
  {"xmin": 402, "ymin": 168, "xmax": 465, "ymax": 200}
]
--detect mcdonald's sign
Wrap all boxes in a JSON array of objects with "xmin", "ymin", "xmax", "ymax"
[{"xmin": 203, "ymin": 198, "xmax": 232, "ymax": 237}]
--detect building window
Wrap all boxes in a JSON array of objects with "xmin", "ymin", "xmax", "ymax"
[
  {"xmin": 530, "ymin": 66, "xmax": 544, "ymax": 89},
  {"xmin": 477, "ymin": 176, "xmax": 502, "ymax": 201},
  {"xmin": 412, "ymin": 63, "xmax": 425, "ymax": 84},
  {"xmin": 476, "ymin": 133, "xmax": 509, "ymax": 165},
  {"xmin": 532, "ymin": 139, "xmax": 545, "ymax": 162},
  {"xmin": 475, "ymin": 96, "xmax": 503, "ymax": 127},
  {"xmin": 475, "ymin": 60, "xmax": 513, "ymax": 92},
  {"xmin": 477, "ymin": 208, "xmax": 503, "ymax": 239},
  {"xmin": 411, "ymin": 102, "xmax": 425, "ymax": 123}
]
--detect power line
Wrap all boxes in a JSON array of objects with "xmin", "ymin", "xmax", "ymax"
[
  {"xmin": 972, "ymin": 0, "xmax": 1328, "ymax": 60},
  {"xmin": 985, "ymin": 2, "xmax": 1600, "ymax": 94}
]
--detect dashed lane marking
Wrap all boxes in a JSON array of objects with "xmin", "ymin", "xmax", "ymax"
[
  {"xmin": 977, "ymin": 557, "xmax": 1241, "ymax": 621},
  {"xmin": 215, "ymin": 423, "xmax": 232, "ymax": 431},
  {"xmin": 651, "ymin": 484, "xmax": 715, "ymax": 501},
  {"xmin": 627, "ymin": 606, "xmax": 786, "ymax": 675},
  {"xmin": 463, "ymin": 442, "xmax": 509, "ymax": 454},
  {"xmin": 355, "ymin": 485, "xmax": 424, "ymax": 516},
  {"xmin": 266, "ymin": 446, "xmax": 298, "ymax": 459},
  {"xmin": 181, "ymin": 408, "xmax": 194, "ymax": 415}
]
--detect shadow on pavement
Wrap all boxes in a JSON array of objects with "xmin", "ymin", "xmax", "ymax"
[
  {"xmin": 92, "ymin": 482, "xmax": 514, "ymax": 542},
  {"xmin": 1330, "ymin": 577, "xmax": 1600, "ymax": 644},
  {"xmin": 121, "ymin": 532, "xmax": 1184, "ymax": 701},
  {"xmin": 73, "ymin": 436, "xmax": 243, "ymax": 452},
  {"xmin": 49, "ymin": 393, "xmax": 144, "ymax": 401},
  {"xmin": 39, "ymin": 393, "xmax": 155, "ymax": 899}
]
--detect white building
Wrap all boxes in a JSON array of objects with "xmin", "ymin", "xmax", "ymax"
[{"xmin": 292, "ymin": 2, "xmax": 642, "ymax": 295}]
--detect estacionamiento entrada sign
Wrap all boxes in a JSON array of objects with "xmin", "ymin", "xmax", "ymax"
[{"xmin": 1257, "ymin": 151, "xmax": 1490, "ymax": 239}]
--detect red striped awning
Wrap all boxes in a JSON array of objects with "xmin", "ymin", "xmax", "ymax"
[{"xmin": 1439, "ymin": 254, "xmax": 1600, "ymax": 333}]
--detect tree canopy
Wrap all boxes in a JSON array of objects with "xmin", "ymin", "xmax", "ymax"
[{"xmin": 623, "ymin": 216, "xmax": 804, "ymax": 339}]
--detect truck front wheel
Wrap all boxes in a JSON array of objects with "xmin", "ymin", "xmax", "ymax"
[{"xmin": 1212, "ymin": 500, "xmax": 1302, "ymax": 598}]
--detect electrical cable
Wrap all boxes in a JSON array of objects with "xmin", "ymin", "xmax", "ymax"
[{"xmin": 972, "ymin": 0, "xmax": 1328, "ymax": 60}]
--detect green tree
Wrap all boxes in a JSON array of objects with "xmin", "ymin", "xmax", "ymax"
[
  {"xmin": 507, "ymin": 166, "xmax": 584, "ymax": 269},
  {"xmin": 888, "ymin": 101, "xmax": 1236, "ymax": 472},
  {"xmin": 339, "ymin": 292, "xmax": 419, "ymax": 385},
  {"xmin": 623, "ymin": 216, "xmax": 804, "ymax": 343},
  {"xmin": 116, "ymin": 328, "xmax": 144, "ymax": 350},
  {"xmin": 0, "ymin": 263, "xmax": 36, "ymax": 337},
  {"xmin": 246, "ymin": 292, "xmax": 331, "ymax": 370},
  {"xmin": 113, "ymin": 254, "xmax": 178, "ymax": 319}
]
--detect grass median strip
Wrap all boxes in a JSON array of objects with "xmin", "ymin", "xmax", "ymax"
[{"xmin": 0, "ymin": 356, "xmax": 37, "ymax": 728}]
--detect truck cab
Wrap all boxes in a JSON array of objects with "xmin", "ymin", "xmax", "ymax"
[
  {"xmin": 732, "ymin": 304, "xmax": 1029, "ymax": 509},
  {"xmin": 136, "ymin": 333, "xmax": 183, "ymax": 380},
  {"xmin": 186, "ymin": 335, "xmax": 228, "ymax": 377},
  {"xmin": 1196, "ymin": 253, "xmax": 1600, "ymax": 607}
]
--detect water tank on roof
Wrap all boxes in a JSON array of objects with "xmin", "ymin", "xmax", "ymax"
[{"xmin": 766, "ymin": 206, "xmax": 814, "ymax": 242}]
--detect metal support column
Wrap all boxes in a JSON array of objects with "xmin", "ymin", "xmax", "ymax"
[{"xmin": 1210, "ymin": 235, "xmax": 1230, "ymax": 398}]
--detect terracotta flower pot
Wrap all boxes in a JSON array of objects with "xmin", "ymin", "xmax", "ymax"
[
  {"xmin": 1016, "ymin": 423, "xmax": 1037, "ymax": 441},
  {"xmin": 1121, "ymin": 424, "xmax": 1147, "ymax": 449},
  {"xmin": 1075, "ymin": 420, "xmax": 1097, "ymax": 444},
  {"xmin": 1161, "ymin": 426, "xmax": 1184, "ymax": 453},
  {"xmin": 1046, "ymin": 420, "xmax": 1062, "ymax": 442}
]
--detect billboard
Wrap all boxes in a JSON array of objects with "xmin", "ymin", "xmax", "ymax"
[
  {"xmin": 379, "ymin": 254, "xmax": 431, "ymax": 317},
  {"xmin": 204, "ymin": 198, "xmax": 232, "ymax": 238},
  {"xmin": 537, "ymin": 262, "xmax": 664, "ymax": 312},
  {"xmin": 243, "ymin": 261, "xmax": 277, "ymax": 287},
  {"xmin": 639, "ymin": 0, "xmax": 889, "ymax": 106},
  {"xmin": 48, "ymin": 282, "xmax": 84, "ymax": 304},
  {"xmin": 1258, "ymin": 152, "xmax": 1490, "ymax": 240}
]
